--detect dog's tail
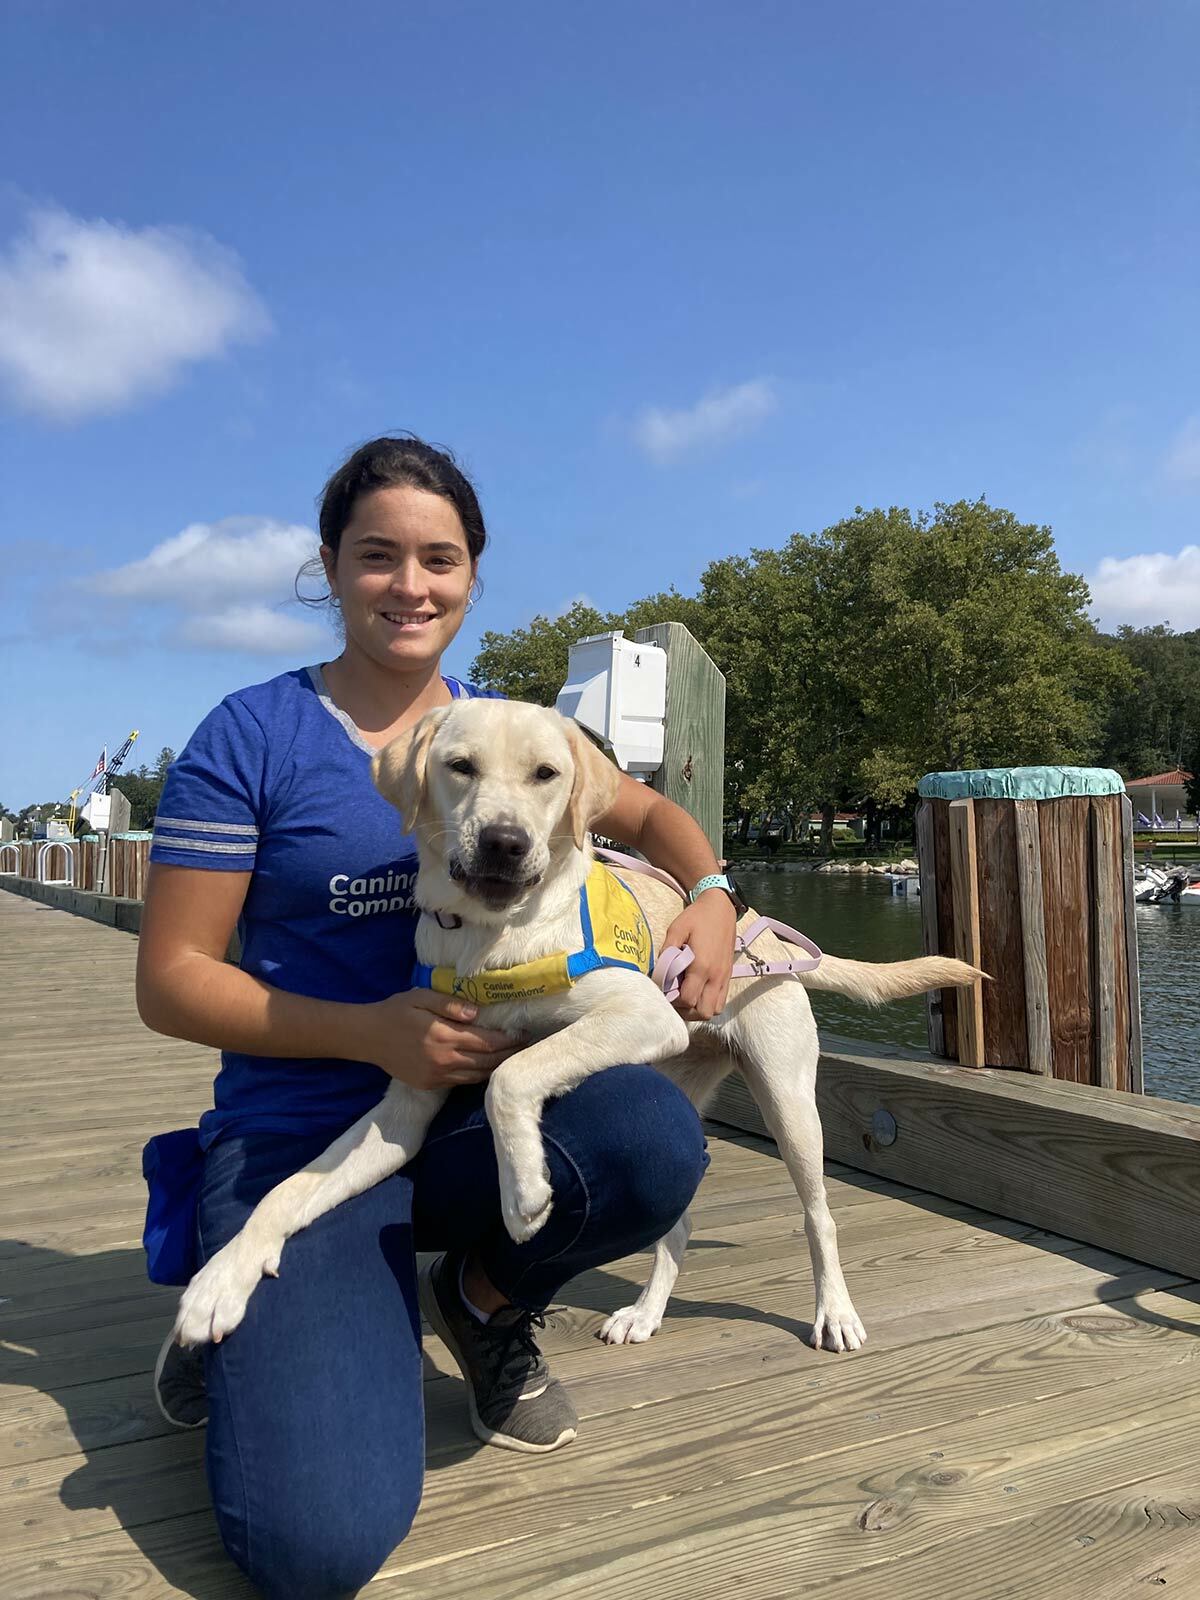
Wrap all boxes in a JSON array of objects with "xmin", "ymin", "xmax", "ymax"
[{"xmin": 796, "ymin": 953, "xmax": 984, "ymax": 1008}]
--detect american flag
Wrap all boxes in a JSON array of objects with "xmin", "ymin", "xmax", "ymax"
[{"xmin": 91, "ymin": 749, "xmax": 107, "ymax": 778}]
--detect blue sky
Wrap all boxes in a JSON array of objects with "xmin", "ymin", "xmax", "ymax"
[{"xmin": 2, "ymin": 0, "xmax": 1197, "ymax": 806}]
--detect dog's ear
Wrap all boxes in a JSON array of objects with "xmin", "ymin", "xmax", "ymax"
[
  {"xmin": 372, "ymin": 707, "xmax": 451, "ymax": 832},
  {"xmin": 564, "ymin": 719, "xmax": 623, "ymax": 849}
]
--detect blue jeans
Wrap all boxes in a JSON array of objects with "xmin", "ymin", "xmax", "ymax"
[{"xmin": 197, "ymin": 1065, "xmax": 708, "ymax": 1599}]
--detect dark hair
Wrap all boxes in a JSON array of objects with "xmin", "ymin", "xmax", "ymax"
[
  {"xmin": 319, "ymin": 434, "xmax": 487, "ymax": 561},
  {"xmin": 298, "ymin": 434, "xmax": 487, "ymax": 609}
]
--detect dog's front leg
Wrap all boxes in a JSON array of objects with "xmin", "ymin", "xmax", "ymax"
[
  {"xmin": 175, "ymin": 1082, "xmax": 445, "ymax": 1347},
  {"xmin": 486, "ymin": 980, "xmax": 689, "ymax": 1245}
]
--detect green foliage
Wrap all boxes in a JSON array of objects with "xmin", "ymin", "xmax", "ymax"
[
  {"xmin": 1098, "ymin": 626, "xmax": 1200, "ymax": 779},
  {"xmin": 16, "ymin": 800, "xmax": 72, "ymax": 831},
  {"xmin": 111, "ymin": 750, "xmax": 174, "ymax": 830},
  {"xmin": 1185, "ymin": 748, "xmax": 1200, "ymax": 816},
  {"xmin": 470, "ymin": 594, "xmax": 702, "ymax": 705},
  {"xmin": 471, "ymin": 601, "xmax": 610, "ymax": 705},
  {"xmin": 467, "ymin": 499, "xmax": 1136, "ymax": 822}
]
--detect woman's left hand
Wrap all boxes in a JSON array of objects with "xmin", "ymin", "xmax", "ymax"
[{"xmin": 664, "ymin": 890, "xmax": 739, "ymax": 1021}]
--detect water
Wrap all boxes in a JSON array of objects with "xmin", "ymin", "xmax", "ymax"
[
  {"xmin": 735, "ymin": 867, "xmax": 1198, "ymax": 1105},
  {"xmin": 1134, "ymin": 902, "xmax": 1200, "ymax": 1104}
]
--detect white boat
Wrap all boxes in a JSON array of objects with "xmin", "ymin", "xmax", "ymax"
[
  {"xmin": 1135, "ymin": 865, "xmax": 1200, "ymax": 904},
  {"xmin": 1135, "ymin": 866, "xmax": 1175, "ymax": 903},
  {"xmin": 884, "ymin": 872, "xmax": 920, "ymax": 896}
]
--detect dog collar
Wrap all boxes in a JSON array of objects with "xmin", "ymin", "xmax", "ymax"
[{"xmin": 413, "ymin": 862, "xmax": 654, "ymax": 1005}]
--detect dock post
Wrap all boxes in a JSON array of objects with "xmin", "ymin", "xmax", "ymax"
[
  {"xmin": 632, "ymin": 621, "xmax": 726, "ymax": 856},
  {"xmin": 915, "ymin": 768, "xmax": 1142, "ymax": 1091}
]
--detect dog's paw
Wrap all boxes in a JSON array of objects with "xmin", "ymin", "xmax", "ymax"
[
  {"xmin": 174, "ymin": 1235, "xmax": 283, "ymax": 1348},
  {"xmin": 599, "ymin": 1304, "xmax": 661, "ymax": 1345},
  {"xmin": 499, "ymin": 1167, "xmax": 554, "ymax": 1245},
  {"xmin": 810, "ymin": 1297, "xmax": 867, "ymax": 1353}
]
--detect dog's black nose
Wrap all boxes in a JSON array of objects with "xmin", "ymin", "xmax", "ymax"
[{"xmin": 479, "ymin": 824, "xmax": 532, "ymax": 861}]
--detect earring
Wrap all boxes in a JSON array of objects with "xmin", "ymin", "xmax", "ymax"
[{"xmin": 466, "ymin": 579, "xmax": 482, "ymax": 614}]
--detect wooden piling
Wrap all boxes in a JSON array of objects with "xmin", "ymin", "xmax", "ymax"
[
  {"xmin": 915, "ymin": 769, "xmax": 1141, "ymax": 1091},
  {"xmin": 631, "ymin": 621, "xmax": 726, "ymax": 857}
]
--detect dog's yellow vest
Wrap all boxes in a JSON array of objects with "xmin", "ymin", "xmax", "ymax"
[{"xmin": 412, "ymin": 862, "xmax": 654, "ymax": 1006}]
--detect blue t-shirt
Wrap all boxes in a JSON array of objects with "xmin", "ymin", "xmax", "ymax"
[
  {"xmin": 152, "ymin": 664, "xmax": 502, "ymax": 1149},
  {"xmin": 141, "ymin": 664, "xmax": 502, "ymax": 1284}
]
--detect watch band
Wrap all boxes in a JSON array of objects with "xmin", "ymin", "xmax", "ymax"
[{"xmin": 688, "ymin": 872, "xmax": 736, "ymax": 903}]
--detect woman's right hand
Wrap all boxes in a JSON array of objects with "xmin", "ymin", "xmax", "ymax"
[{"xmin": 352, "ymin": 990, "xmax": 520, "ymax": 1091}]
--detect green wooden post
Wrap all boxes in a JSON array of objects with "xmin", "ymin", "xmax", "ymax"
[{"xmin": 632, "ymin": 622, "xmax": 726, "ymax": 857}]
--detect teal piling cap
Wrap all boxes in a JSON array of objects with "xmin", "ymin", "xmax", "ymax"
[{"xmin": 917, "ymin": 766, "xmax": 1126, "ymax": 802}]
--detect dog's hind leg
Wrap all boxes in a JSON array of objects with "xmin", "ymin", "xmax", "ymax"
[
  {"xmin": 723, "ymin": 979, "xmax": 866, "ymax": 1352},
  {"xmin": 599, "ymin": 1211, "xmax": 692, "ymax": 1345}
]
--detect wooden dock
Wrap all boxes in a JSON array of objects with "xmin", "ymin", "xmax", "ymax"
[{"xmin": 3, "ymin": 888, "xmax": 1200, "ymax": 1598}]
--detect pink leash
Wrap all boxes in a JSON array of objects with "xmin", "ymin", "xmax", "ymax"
[{"xmin": 593, "ymin": 846, "xmax": 823, "ymax": 1005}]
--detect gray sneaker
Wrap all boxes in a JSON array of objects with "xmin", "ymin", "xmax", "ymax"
[
  {"xmin": 419, "ymin": 1253, "xmax": 577, "ymax": 1454},
  {"xmin": 154, "ymin": 1328, "xmax": 208, "ymax": 1430}
]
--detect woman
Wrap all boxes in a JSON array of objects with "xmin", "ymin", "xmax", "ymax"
[{"xmin": 138, "ymin": 435, "xmax": 739, "ymax": 1599}]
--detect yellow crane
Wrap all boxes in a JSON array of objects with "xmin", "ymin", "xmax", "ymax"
[{"xmin": 64, "ymin": 729, "xmax": 140, "ymax": 833}]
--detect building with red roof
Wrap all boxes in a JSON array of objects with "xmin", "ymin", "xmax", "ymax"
[{"xmin": 1126, "ymin": 769, "xmax": 1194, "ymax": 826}]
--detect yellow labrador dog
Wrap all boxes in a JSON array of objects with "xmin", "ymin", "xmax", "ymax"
[{"xmin": 174, "ymin": 699, "xmax": 979, "ymax": 1354}]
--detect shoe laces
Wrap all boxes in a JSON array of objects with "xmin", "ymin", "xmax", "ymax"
[{"xmin": 486, "ymin": 1308, "xmax": 550, "ymax": 1393}]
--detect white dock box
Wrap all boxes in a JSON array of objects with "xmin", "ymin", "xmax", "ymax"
[
  {"xmin": 555, "ymin": 631, "xmax": 667, "ymax": 774},
  {"xmin": 82, "ymin": 794, "xmax": 112, "ymax": 831}
]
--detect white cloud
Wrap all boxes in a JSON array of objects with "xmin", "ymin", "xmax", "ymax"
[
  {"xmin": 179, "ymin": 604, "xmax": 327, "ymax": 655},
  {"xmin": 88, "ymin": 517, "xmax": 317, "ymax": 607},
  {"xmin": 1087, "ymin": 546, "xmax": 1200, "ymax": 630},
  {"xmin": 633, "ymin": 378, "xmax": 777, "ymax": 463},
  {"xmin": 1163, "ymin": 416, "xmax": 1200, "ymax": 487},
  {"xmin": 79, "ymin": 516, "xmax": 327, "ymax": 656},
  {"xmin": 0, "ymin": 207, "xmax": 270, "ymax": 420}
]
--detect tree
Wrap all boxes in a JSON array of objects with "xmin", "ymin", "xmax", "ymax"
[
  {"xmin": 1099, "ymin": 626, "xmax": 1200, "ymax": 778},
  {"xmin": 471, "ymin": 601, "xmax": 610, "ymax": 704},
  {"xmin": 467, "ymin": 499, "xmax": 1129, "ymax": 845},
  {"xmin": 1184, "ymin": 747, "xmax": 1200, "ymax": 817},
  {"xmin": 470, "ymin": 594, "xmax": 704, "ymax": 705},
  {"xmin": 17, "ymin": 800, "xmax": 72, "ymax": 832},
  {"xmin": 822, "ymin": 500, "xmax": 1130, "ymax": 798},
  {"xmin": 109, "ymin": 749, "xmax": 175, "ymax": 830}
]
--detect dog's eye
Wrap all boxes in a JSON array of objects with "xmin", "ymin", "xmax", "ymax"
[
  {"xmin": 533, "ymin": 765, "xmax": 559, "ymax": 782},
  {"xmin": 447, "ymin": 757, "xmax": 477, "ymax": 778}
]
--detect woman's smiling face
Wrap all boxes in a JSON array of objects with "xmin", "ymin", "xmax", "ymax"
[{"xmin": 322, "ymin": 484, "xmax": 475, "ymax": 673}]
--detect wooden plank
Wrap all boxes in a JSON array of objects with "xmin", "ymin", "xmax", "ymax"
[
  {"xmin": 1119, "ymin": 794, "xmax": 1144, "ymax": 1092},
  {"xmin": 929, "ymin": 798, "xmax": 959, "ymax": 1058},
  {"xmin": 1088, "ymin": 796, "xmax": 1125, "ymax": 1091},
  {"xmin": 366, "ymin": 1369, "xmax": 1200, "ymax": 1595},
  {"xmin": 914, "ymin": 801, "xmax": 946, "ymax": 1056},
  {"xmin": 808, "ymin": 1047, "xmax": 1200, "ymax": 1278},
  {"xmin": 9, "ymin": 1329, "xmax": 1200, "ymax": 1600},
  {"xmin": 1013, "ymin": 799, "xmax": 1052, "ymax": 1075},
  {"xmin": 632, "ymin": 622, "xmax": 725, "ymax": 857},
  {"xmin": 8, "ymin": 1287, "xmax": 1200, "ymax": 1565},
  {"xmin": 974, "ymin": 799, "xmax": 1028, "ymax": 1069},
  {"xmin": 947, "ymin": 798, "xmax": 984, "ymax": 1066},
  {"xmin": 787, "ymin": 1468, "xmax": 1200, "ymax": 1600},
  {"xmin": 9, "ymin": 1276, "xmax": 1200, "ymax": 1474},
  {"xmin": 1040, "ymin": 796, "xmax": 1093, "ymax": 1082}
]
